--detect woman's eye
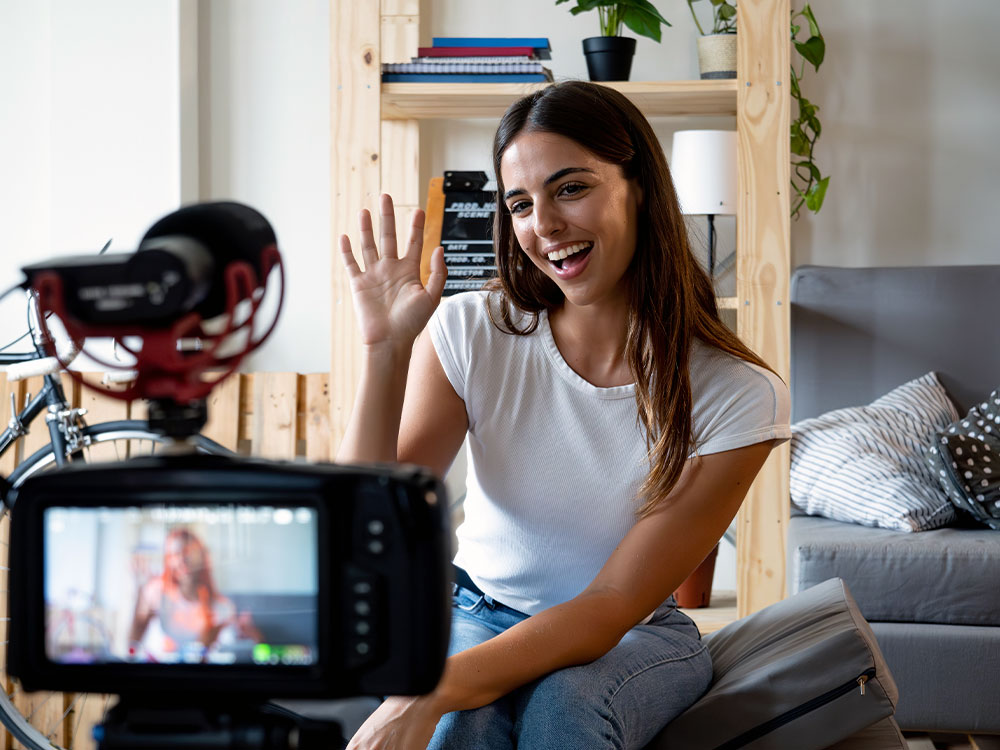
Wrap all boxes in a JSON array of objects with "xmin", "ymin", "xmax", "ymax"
[
  {"xmin": 559, "ymin": 182, "xmax": 587, "ymax": 197},
  {"xmin": 508, "ymin": 201, "xmax": 530, "ymax": 215}
]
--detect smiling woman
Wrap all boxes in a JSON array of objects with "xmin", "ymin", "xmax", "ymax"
[{"xmin": 336, "ymin": 81, "xmax": 791, "ymax": 750}]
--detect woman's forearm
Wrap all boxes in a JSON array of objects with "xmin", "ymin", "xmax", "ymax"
[
  {"xmin": 336, "ymin": 343, "xmax": 413, "ymax": 464},
  {"xmin": 426, "ymin": 591, "xmax": 630, "ymax": 715}
]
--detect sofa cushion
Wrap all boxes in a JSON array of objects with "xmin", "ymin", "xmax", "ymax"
[
  {"xmin": 788, "ymin": 514, "xmax": 1000, "ymax": 626},
  {"xmin": 650, "ymin": 578, "xmax": 897, "ymax": 750},
  {"xmin": 790, "ymin": 372, "xmax": 959, "ymax": 532},
  {"xmin": 927, "ymin": 385, "xmax": 1000, "ymax": 530}
]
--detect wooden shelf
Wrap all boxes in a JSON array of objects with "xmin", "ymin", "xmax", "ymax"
[
  {"xmin": 381, "ymin": 80, "xmax": 738, "ymax": 120},
  {"xmin": 680, "ymin": 590, "xmax": 737, "ymax": 635}
]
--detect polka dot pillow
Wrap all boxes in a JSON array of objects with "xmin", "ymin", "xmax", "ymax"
[{"xmin": 926, "ymin": 386, "xmax": 1000, "ymax": 530}]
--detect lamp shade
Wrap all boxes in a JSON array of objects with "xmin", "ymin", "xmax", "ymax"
[{"xmin": 670, "ymin": 130, "xmax": 737, "ymax": 215}]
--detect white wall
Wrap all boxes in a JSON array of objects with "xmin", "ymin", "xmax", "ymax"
[{"xmin": 0, "ymin": 0, "xmax": 185, "ymax": 357}]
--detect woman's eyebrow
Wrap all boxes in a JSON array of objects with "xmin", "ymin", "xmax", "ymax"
[{"xmin": 503, "ymin": 167, "xmax": 595, "ymax": 201}]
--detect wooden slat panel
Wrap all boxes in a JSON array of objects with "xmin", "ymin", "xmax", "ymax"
[
  {"xmin": 0, "ymin": 372, "xmax": 22, "ymax": 475},
  {"xmin": 202, "ymin": 374, "xmax": 242, "ymax": 452},
  {"xmin": 19, "ymin": 377, "xmax": 50, "ymax": 462},
  {"xmin": 252, "ymin": 373, "xmax": 298, "ymax": 460},
  {"xmin": 79, "ymin": 386, "xmax": 131, "ymax": 464},
  {"xmin": 304, "ymin": 373, "xmax": 331, "ymax": 462},
  {"xmin": 381, "ymin": 0, "xmax": 419, "ymax": 15},
  {"xmin": 735, "ymin": 0, "xmax": 791, "ymax": 618},
  {"xmin": 331, "ymin": 1, "xmax": 381, "ymax": 451},
  {"xmin": 67, "ymin": 692, "xmax": 112, "ymax": 750},
  {"xmin": 11, "ymin": 694, "xmax": 68, "ymax": 750}
]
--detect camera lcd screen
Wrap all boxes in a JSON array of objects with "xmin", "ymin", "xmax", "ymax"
[{"xmin": 43, "ymin": 505, "xmax": 319, "ymax": 668}]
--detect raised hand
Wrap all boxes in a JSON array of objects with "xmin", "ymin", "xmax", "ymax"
[{"xmin": 340, "ymin": 194, "xmax": 447, "ymax": 350}]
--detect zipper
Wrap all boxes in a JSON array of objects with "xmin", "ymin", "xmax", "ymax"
[{"xmin": 712, "ymin": 667, "xmax": 878, "ymax": 750}]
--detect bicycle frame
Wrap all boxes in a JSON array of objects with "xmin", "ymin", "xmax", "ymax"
[{"xmin": 0, "ymin": 295, "xmax": 83, "ymax": 471}]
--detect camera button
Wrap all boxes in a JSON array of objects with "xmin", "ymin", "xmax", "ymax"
[
  {"xmin": 367, "ymin": 540, "xmax": 385, "ymax": 555},
  {"xmin": 354, "ymin": 601, "xmax": 371, "ymax": 616},
  {"xmin": 355, "ymin": 621, "xmax": 371, "ymax": 635},
  {"xmin": 367, "ymin": 519, "xmax": 385, "ymax": 535}
]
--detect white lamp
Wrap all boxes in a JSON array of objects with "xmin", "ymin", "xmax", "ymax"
[{"xmin": 670, "ymin": 130, "xmax": 737, "ymax": 276}]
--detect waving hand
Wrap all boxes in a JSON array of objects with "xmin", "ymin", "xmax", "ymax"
[{"xmin": 340, "ymin": 194, "xmax": 447, "ymax": 350}]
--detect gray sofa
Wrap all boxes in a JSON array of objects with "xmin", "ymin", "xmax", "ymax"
[{"xmin": 787, "ymin": 265, "xmax": 1000, "ymax": 735}]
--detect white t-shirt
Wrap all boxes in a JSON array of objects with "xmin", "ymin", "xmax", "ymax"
[{"xmin": 429, "ymin": 291, "xmax": 791, "ymax": 615}]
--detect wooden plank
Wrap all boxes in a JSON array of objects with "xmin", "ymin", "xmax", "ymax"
[
  {"xmin": 18, "ymin": 377, "xmax": 52, "ymax": 469},
  {"xmin": 381, "ymin": 0, "xmax": 420, "ymax": 15},
  {"xmin": 67, "ymin": 692, "xmax": 113, "ymax": 750},
  {"xmin": 331, "ymin": 1, "xmax": 381, "ymax": 452},
  {"xmin": 381, "ymin": 80, "xmax": 739, "ymax": 120},
  {"xmin": 421, "ymin": 177, "xmax": 445, "ymax": 286},
  {"xmin": 735, "ymin": 0, "xmax": 791, "ymax": 618},
  {"xmin": 252, "ymin": 373, "xmax": 298, "ymax": 460},
  {"xmin": 202, "ymin": 374, "xmax": 242, "ymax": 453},
  {"xmin": 304, "ymin": 373, "xmax": 331, "ymax": 463},
  {"xmin": 79, "ymin": 383, "xmax": 131, "ymax": 463},
  {"xmin": 0, "ymin": 372, "xmax": 22, "ymax": 474}
]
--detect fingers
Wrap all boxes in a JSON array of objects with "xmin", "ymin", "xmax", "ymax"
[
  {"xmin": 425, "ymin": 246, "xmax": 448, "ymax": 303},
  {"xmin": 339, "ymin": 234, "xmax": 362, "ymax": 279},
  {"xmin": 404, "ymin": 208, "xmax": 426, "ymax": 264},
  {"xmin": 379, "ymin": 193, "xmax": 398, "ymax": 260},
  {"xmin": 358, "ymin": 208, "xmax": 379, "ymax": 269}
]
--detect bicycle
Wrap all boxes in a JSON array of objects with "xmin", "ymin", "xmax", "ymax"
[{"xmin": 0, "ymin": 290, "xmax": 231, "ymax": 750}]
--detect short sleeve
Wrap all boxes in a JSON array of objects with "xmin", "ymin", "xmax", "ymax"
[
  {"xmin": 427, "ymin": 292, "xmax": 484, "ymax": 403},
  {"xmin": 690, "ymin": 345, "xmax": 792, "ymax": 457}
]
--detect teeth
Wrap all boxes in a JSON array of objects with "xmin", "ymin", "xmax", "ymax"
[{"xmin": 547, "ymin": 242, "xmax": 591, "ymax": 262}]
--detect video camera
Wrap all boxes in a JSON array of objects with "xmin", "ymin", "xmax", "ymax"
[{"xmin": 5, "ymin": 203, "xmax": 452, "ymax": 749}]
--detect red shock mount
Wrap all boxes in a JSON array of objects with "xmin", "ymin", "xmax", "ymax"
[{"xmin": 30, "ymin": 246, "xmax": 285, "ymax": 438}]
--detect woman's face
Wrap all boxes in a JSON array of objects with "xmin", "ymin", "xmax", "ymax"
[{"xmin": 499, "ymin": 130, "xmax": 642, "ymax": 310}]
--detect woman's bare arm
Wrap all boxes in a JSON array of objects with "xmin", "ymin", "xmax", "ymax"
[
  {"xmin": 429, "ymin": 439, "xmax": 774, "ymax": 710},
  {"xmin": 335, "ymin": 195, "xmax": 448, "ymax": 464}
]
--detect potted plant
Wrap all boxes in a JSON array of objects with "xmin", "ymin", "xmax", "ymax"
[
  {"xmin": 684, "ymin": 2, "xmax": 829, "ymax": 217},
  {"xmin": 686, "ymin": 0, "xmax": 737, "ymax": 79},
  {"xmin": 556, "ymin": 0, "xmax": 671, "ymax": 81}
]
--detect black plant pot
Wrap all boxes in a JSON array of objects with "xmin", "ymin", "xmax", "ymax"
[{"xmin": 582, "ymin": 36, "xmax": 636, "ymax": 81}]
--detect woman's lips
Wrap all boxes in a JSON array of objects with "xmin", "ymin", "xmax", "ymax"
[{"xmin": 552, "ymin": 245, "xmax": 593, "ymax": 279}]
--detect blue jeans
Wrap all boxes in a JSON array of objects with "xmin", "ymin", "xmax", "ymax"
[{"xmin": 427, "ymin": 585, "xmax": 712, "ymax": 750}]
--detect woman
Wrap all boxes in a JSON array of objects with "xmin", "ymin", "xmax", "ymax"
[
  {"xmin": 338, "ymin": 81, "xmax": 790, "ymax": 749},
  {"xmin": 129, "ymin": 528, "xmax": 260, "ymax": 661}
]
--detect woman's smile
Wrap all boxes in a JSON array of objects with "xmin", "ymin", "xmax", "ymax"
[{"xmin": 499, "ymin": 130, "xmax": 641, "ymax": 308}]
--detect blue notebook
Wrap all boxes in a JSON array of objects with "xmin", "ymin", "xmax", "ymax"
[
  {"xmin": 432, "ymin": 37, "xmax": 552, "ymax": 59},
  {"xmin": 381, "ymin": 73, "xmax": 550, "ymax": 83}
]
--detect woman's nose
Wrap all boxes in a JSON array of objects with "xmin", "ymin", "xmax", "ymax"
[{"xmin": 532, "ymin": 199, "xmax": 564, "ymax": 238}]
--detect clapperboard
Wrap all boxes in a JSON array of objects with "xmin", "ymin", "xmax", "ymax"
[{"xmin": 439, "ymin": 171, "xmax": 497, "ymax": 296}]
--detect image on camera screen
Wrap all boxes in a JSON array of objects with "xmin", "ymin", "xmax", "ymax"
[{"xmin": 43, "ymin": 505, "xmax": 319, "ymax": 667}]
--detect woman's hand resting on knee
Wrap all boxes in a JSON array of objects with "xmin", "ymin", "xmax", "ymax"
[
  {"xmin": 346, "ymin": 695, "xmax": 443, "ymax": 750},
  {"xmin": 339, "ymin": 193, "xmax": 447, "ymax": 352}
]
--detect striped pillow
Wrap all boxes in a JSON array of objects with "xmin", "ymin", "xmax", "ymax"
[{"xmin": 791, "ymin": 372, "xmax": 960, "ymax": 532}]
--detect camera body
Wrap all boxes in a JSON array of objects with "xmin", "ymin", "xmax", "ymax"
[{"xmin": 7, "ymin": 453, "xmax": 451, "ymax": 700}]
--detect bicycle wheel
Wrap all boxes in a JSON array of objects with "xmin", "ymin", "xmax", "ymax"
[{"xmin": 0, "ymin": 420, "xmax": 231, "ymax": 750}]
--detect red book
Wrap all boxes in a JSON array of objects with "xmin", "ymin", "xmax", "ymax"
[{"xmin": 417, "ymin": 46, "xmax": 536, "ymax": 58}]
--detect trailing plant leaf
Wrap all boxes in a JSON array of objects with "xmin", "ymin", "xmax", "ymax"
[
  {"xmin": 686, "ymin": 0, "xmax": 737, "ymax": 35},
  {"xmin": 790, "ymin": 3, "xmax": 828, "ymax": 219}
]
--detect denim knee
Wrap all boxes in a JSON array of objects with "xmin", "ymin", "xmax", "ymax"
[{"xmin": 428, "ymin": 700, "xmax": 514, "ymax": 750}]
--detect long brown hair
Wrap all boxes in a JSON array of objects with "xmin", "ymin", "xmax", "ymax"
[{"xmin": 487, "ymin": 80, "xmax": 774, "ymax": 517}]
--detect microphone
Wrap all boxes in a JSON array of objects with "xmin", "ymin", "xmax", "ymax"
[{"xmin": 22, "ymin": 202, "xmax": 278, "ymax": 327}]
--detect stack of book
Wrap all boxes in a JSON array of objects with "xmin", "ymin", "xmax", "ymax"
[{"xmin": 381, "ymin": 37, "xmax": 553, "ymax": 83}]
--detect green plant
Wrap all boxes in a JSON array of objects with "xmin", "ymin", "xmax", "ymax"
[
  {"xmin": 555, "ymin": 0, "xmax": 671, "ymax": 42},
  {"xmin": 686, "ymin": 0, "xmax": 737, "ymax": 35},
  {"xmin": 790, "ymin": 4, "xmax": 828, "ymax": 218}
]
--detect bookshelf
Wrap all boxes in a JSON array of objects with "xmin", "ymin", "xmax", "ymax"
[{"xmin": 331, "ymin": 1, "xmax": 790, "ymax": 627}]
